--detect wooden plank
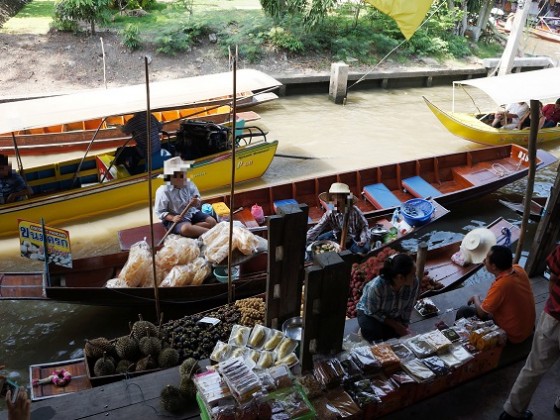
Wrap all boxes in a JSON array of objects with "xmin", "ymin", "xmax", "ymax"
[
  {"xmin": 265, "ymin": 205, "xmax": 308, "ymax": 330},
  {"xmin": 300, "ymin": 251, "xmax": 351, "ymax": 372}
]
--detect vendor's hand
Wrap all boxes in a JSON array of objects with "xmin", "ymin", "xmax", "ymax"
[
  {"xmin": 357, "ymin": 241, "xmax": 365, "ymax": 247},
  {"xmin": 189, "ymin": 197, "xmax": 201, "ymax": 208},
  {"xmin": 394, "ymin": 324, "xmax": 410, "ymax": 337},
  {"xmin": 171, "ymin": 215, "xmax": 183, "ymax": 223},
  {"xmin": 467, "ymin": 295, "xmax": 477, "ymax": 305},
  {"xmin": 6, "ymin": 386, "xmax": 31, "ymax": 420}
]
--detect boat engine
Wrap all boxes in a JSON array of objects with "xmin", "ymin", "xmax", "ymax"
[{"xmin": 175, "ymin": 121, "xmax": 229, "ymax": 160}]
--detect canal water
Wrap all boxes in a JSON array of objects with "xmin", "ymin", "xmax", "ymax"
[{"xmin": 1, "ymin": 82, "xmax": 560, "ymax": 406}]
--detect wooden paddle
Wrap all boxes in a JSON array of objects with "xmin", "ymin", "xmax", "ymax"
[
  {"xmin": 339, "ymin": 194, "xmax": 352, "ymax": 251},
  {"xmin": 157, "ymin": 199, "xmax": 197, "ymax": 246}
]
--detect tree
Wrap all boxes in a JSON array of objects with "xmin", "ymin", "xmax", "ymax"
[{"xmin": 55, "ymin": 0, "xmax": 112, "ymax": 35}]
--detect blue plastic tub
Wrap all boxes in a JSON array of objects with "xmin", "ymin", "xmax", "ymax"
[{"xmin": 401, "ymin": 198, "xmax": 434, "ymax": 227}]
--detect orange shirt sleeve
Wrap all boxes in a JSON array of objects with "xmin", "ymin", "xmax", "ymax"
[{"xmin": 481, "ymin": 280, "xmax": 504, "ymax": 315}]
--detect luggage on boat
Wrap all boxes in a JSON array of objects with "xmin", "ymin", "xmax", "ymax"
[{"xmin": 175, "ymin": 120, "xmax": 229, "ymax": 160}]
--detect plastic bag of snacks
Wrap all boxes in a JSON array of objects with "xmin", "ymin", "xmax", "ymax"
[
  {"xmin": 118, "ymin": 240, "xmax": 153, "ymax": 287},
  {"xmin": 155, "ymin": 234, "xmax": 200, "ymax": 276}
]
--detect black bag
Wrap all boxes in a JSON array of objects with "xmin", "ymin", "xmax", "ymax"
[{"xmin": 175, "ymin": 120, "xmax": 229, "ymax": 160}]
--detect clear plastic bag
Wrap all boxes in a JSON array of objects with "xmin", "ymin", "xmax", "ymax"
[{"xmin": 118, "ymin": 240, "xmax": 153, "ymax": 287}]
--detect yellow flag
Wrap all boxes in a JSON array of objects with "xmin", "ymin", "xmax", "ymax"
[{"xmin": 364, "ymin": 0, "xmax": 433, "ymax": 40}]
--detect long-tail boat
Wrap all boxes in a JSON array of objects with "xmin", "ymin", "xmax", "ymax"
[{"xmin": 423, "ymin": 67, "xmax": 560, "ymax": 146}]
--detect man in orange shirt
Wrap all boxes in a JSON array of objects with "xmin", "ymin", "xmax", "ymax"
[{"xmin": 456, "ymin": 245, "xmax": 535, "ymax": 344}]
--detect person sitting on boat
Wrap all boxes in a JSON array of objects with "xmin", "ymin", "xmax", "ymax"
[
  {"xmin": 542, "ymin": 98, "xmax": 560, "ymax": 128},
  {"xmin": 455, "ymin": 245, "xmax": 535, "ymax": 344},
  {"xmin": 357, "ymin": 253, "xmax": 419, "ymax": 341},
  {"xmin": 519, "ymin": 101, "xmax": 546, "ymax": 130},
  {"xmin": 116, "ymin": 111, "xmax": 170, "ymax": 174},
  {"xmin": 155, "ymin": 157, "xmax": 217, "ymax": 238},
  {"xmin": 492, "ymin": 102, "xmax": 529, "ymax": 129},
  {"xmin": 0, "ymin": 154, "xmax": 32, "ymax": 205},
  {"xmin": 306, "ymin": 182, "xmax": 371, "ymax": 256}
]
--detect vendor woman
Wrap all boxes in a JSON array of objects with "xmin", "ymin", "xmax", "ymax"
[{"xmin": 357, "ymin": 253, "xmax": 419, "ymax": 341}]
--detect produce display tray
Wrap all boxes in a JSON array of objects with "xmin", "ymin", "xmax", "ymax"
[{"xmin": 414, "ymin": 298, "xmax": 440, "ymax": 318}]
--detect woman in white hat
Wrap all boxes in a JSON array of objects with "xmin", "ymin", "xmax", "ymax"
[
  {"xmin": 306, "ymin": 182, "xmax": 371, "ymax": 256},
  {"xmin": 154, "ymin": 158, "xmax": 217, "ymax": 238},
  {"xmin": 356, "ymin": 253, "xmax": 419, "ymax": 341}
]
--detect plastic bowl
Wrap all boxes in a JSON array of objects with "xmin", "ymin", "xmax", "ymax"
[
  {"xmin": 213, "ymin": 267, "xmax": 239, "ymax": 283},
  {"xmin": 401, "ymin": 198, "xmax": 435, "ymax": 227}
]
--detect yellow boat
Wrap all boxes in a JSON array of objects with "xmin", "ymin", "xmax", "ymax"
[
  {"xmin": 0, "ymin": 69, "xmax": 282, "ymax": 237},
  {"xmin": 0, "ymin": 139, "xmax": 278, "ymax": 237},
  {"xmin": 423, "ymin": 97, "xmax": 560, "ymax": 146},
  {"xmin": 424, "ymin": 67, "xmax": 560, "ymax": 146}
]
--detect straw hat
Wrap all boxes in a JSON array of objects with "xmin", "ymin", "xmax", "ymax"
[
  {"xmin": 329, "ymin": 182, "xmax": 351, "ymax": 195},
  {"xmin": 460, "ymin": 228, "xmax": 497, "ymax": 264},
  {"xmin": 163, "ymin": 157, "xmax": 191, "ymax": 176}
]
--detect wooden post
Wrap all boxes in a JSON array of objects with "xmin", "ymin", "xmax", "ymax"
[
  {"xmin": 329, "ymin": 62, "xmax": 348, "ymax": 105},
  {"xmin": 416, "ymin": 241, "xmax": 428, "ymax": 281},
  {"xmin": 300, "ymin": 251, "xmax": 351, "ymax": 372},
  {"xmin": 526, "ymin": 163, "xmax": 560, "ymax": 276},
  {"xmin": 265, "ymin": 204, "xmax": 309, "ymax": 330},
  {"xmin": 514, "ymin": 99, "xmax": 538, "ymax": 264}
]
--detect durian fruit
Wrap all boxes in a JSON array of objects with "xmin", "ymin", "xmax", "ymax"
[
  {"xmin": 84, "ymin": 337, "xmax": 113, "ymax": 360},
  {"xmin": 115, "ymin": 333, "xmax": 140, "ymax": 361},
  {"xmin": 136, "ymin": 354, "xmax": 156, "ymax": 371},
  {"xmin": 131, "ymin": 314, "xmax": 158, "ymax": 341},
  {"xmin": 158, "ymin": 347, "xmax": 179, "ymax": 369},
  {"xmin": 115, "ymin": 359, "xmax": 135, "ymax": 374},
  {"xmin": 179, "ymin": 376, "xmax": 197, "ymax": 401},
  {"xmin": 93, "ymin": 352, "xmax": 115, "ymax": 377},
  {"xmin": 139, "ymin": 329, "xmax": 162, "ymax": 357},
  {"xmin": 160, "ymin": 385, "xmax": 185, "ymax": 414},
  {"xmin": 179, "ymin": 358, "xmax": 198, "ymax": 378}
]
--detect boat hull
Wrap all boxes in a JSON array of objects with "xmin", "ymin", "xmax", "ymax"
[
  {"xmin": 423, "ymin": 96, "xmax": 560, "ymax": 146},
  {"xmin": 0, "ymin": 140, "xmax": 278, "ymax": 237}
]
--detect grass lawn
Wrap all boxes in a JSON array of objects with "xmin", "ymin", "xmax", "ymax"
[{"xmin": 1, "ymin": 0, "xmax": 263, "ymax": 35}]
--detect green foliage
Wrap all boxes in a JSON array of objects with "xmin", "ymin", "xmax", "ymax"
[
  {"xmin": 120, "ymin": 23, "xmax": 141, "ymax": 50},
  {"xmin": 109, "ymin": 0, "xmax": 157, "ymax": 11},
  {"xmin": 267, "ymin": 27, "xmax": 303, "ymax": 53},
  {"xmin": 54, "ymin": 0, "xmax": 112, "ymax": 34},
  {"xmin": 155, "ymin": 19, "xmax": 208, "ymax": 56}
]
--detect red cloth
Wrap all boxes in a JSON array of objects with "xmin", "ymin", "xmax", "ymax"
[
  {"xmin": 481, "ymin": 265, "xmax": 536, "ymax": 343},
  {"xmin": 545, "ymin": 245, "xmax": 560, "ymax": 320},
  {"xmin": 542, "ymin": 104, "xmax": 560, "ymax": 124}
]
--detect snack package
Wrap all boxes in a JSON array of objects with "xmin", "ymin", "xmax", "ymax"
[
  {"xmin": 201, "ymin": 222, "xmax": 260, "ymax": 264},
  {"xmin": 423, "ymin": 330, "xmax": 453, "ymax": 354},
  {"xmin": 370, "ymin": 376, "xmax": 397, "ymax": 399},
  {"xmin": 389, "ymin": 370, "xmax": 416, "ymax": 387},
  {"xmin": 105, "ymin": 278, "xmax": 128, "ymax": 288},
  {"xmin": 210, "ymin": 341, "xmax": 232, "ymax": 363},
  {"xmin": 421, "ymin": 355, "xmax": 449, "ymax": 376},
  {"xmin": 263, "ymin": 330, "xmax": 284, "ymax": 352},
  {"xmin": 401, "ymin": 358, "xmax": 436, "ymax": 382},
  {"xmin": 248, "ymin": 324, "xmax": 271, "ymax": 349},
  {"xmin": 324, "ymin": 389, "xmax": 362, "ymax": 417},
  {"xmin": 268, "ymin": 364, "xmax": 294, "ymax": 389},
  {"xmin": 256, "ymin": 351, "xmax": 275, "ymax": 369},
  {"xmin": 118, "ymin": 240, "xmax": 153, "ymax": 287},
  {"xmin": 350, "ymin": 346, "xmax": 382, "ymax": 374},
  {"xmin": 275, "ymin": 353, "xmax": 299, "ymax": 368},
  {"xmin": 218, "ymin": 357, "xmax": 263, "ymax": 403},
  {"xmin": 346, "ymin": 379, "xmax": 381, "ymax": 407},
  {"xmin": 275, "ymin": 337, "xmax": 298, "ymax": 361},
  {"xmin": 313, "ymin": 357, "xmax": 345, "ymax": 389},
  {"xmin": 370, "ymin": 343, "xmax": 401, "ymax": 372},
  {"xmin": 405, "ymin": 335, "xmax": 437, "ymax": 358},
  {"xmin": 155, "ymin": 234, "xmax": 200, "ymax": 277},
  {"xmin": 159, "ymin": 257, "xmax": 210, "ymax": 287},
  {"xmin": 298, "ymin": 374, "xmax": 323, "ymax": 400},
  {"xmin": 228, "ymin": 324, "xmax": 251, "ymax": 347}
]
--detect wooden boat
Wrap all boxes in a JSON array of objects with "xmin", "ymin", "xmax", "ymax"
[
  {"xmin": 0, "ymin": 69, "xmax": 279, "ymax": 156},
  {"xmin": 530, "ymin": 17, "xmax": 560, "ymax": 43},
  {"xmin": 0, "ymin": 132, "xmax": 278, "ymax": 238},
  {"xmin": 0, "ymin": 109, "xmax": 262, "ymax": 156},
  {"xmin": 498, "ymin": 196, "xmax": 548, "ymax": 221},
  {"xmin": 423, "ymin": 67, "xmax": 560, "ymax": 146},
  {"xmin": 0, "ymin": 241, "xmax": 269, "ymax": 310},
  {"xmin": 419, "ymin": 217, "xmax": 520, "ymax": 298},
  {"xmin": 29, "ymin": 358, "xmax": 91, "ymax": 401},
  {"xmin": 118, "ymin": 143, "xmax": 555, "ymax": 250}
]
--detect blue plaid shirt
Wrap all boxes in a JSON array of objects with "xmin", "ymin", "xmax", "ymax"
[{"xmin": 356, "ymin": 274, "xmax": 419, "ymax": 325}]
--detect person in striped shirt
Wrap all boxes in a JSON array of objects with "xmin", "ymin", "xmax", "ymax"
[{"xmin": 356, "ymin": 253, "xmax": 419, "ymax": 342}]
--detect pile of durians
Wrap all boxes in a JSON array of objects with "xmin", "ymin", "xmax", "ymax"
[{"xmin": 85, "ymin": 314, "xmax": 180, "ymax": 377}]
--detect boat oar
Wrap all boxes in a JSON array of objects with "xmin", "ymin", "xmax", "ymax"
[
  {"xmin": 157, "ymin": 200, "xmax": 196, "ymax": 247},
  {"xmin": 274, "ymin": 153, "xmax": 316, "ymax": 160}
]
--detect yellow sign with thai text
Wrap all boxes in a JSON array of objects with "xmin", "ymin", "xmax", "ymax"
[{"xmin": 18, "ymin": 219, "xmax": 72, "ymax": 268}]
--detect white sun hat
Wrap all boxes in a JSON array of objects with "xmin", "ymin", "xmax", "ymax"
[
  {"xmin": 163, "ymin": 156, "xmax": 192, "ymax": 175},
  {"xmin": 460, "ymin": 228, "xmax": 497, "ymax": 264},
  {"xmin": 329, "ymin": 182, "xmax": 351, "ymax": 194}
]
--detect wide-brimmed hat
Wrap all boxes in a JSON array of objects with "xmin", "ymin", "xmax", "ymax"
[
  {"xmin": 460, "ymin": 228, "xmax": 497, "ymax": 264},
  {"xmin": 163, "ymin": 157, "xmax": 191, "ymax": 176},
  {"xmin": 329, "ymin": 182, "xmax": 351, "ymax": 195}
]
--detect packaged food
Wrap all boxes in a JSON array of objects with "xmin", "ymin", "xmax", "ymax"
[
  {"xmin": 441, "ymin": 328, "xmax": 461, "ymax": 343},
  {"xmin": 370, "ymin": 376, "xmax": 397, "ymax": 399},
  {"xmin": 256, "ymin": 351, "xmax": 275, "ymax": 369},
  {"xmin": 390, "ymin": 370, "xmax": 416, "ymax": 387},
  {"xmin": 313, "ymin": 358, "xmax": 345, "ymax": 389},
  {"xmin": 450, "ymin": 344, "xmax": 474, "ymax": 364},
  {"xmin": 245, "ymin": 349, "xmax": 261, "ymax": 365},
  {"xmin": 390, "ymin": 342, "xmax": 415, "ymax": 360},
  {"xmin": 193, "ymin": 370, "xmax": 232, "ymax": 406},
  {"xmin": 210, "ymin": 341, "xmax": 231, "ymax": 363},
  {"xmin": 218, "ymin": 357, "xmax": 263, "ymax": 403},
  {"xmin": 324, "ymin": 389, "xmax": 362, "ymax": 417},
  {"xmin": 118, "ymin": 240, "xmax": 153, "ymax": 287},
  {"xmin": 263, "ymin": 330, "xmax": 284, "ymax": 352},
  {"xmin": 438, "ymin": 351, "xmax": 462, "ymax": 369},
  {"xmin": 345, "ymin": 379, "xmax": 381, "ymax": 407},
  {"xmin": 423, "ymin": 330, "xmax": 453, "ymax": 354},
  {"xmin": 401, "ymin": 358, "xmax": 436, "ymax": 382},
  {"xmin": 268, "ymin": 365, "xmax": 294, "ymax": 389},
  {"xmin": 405, "ymin": 335, "xmax": 437, "ymax": 358},
  {"xmin": 230, "ymin": 346, "xmax": 248, "ymax": 360},
  {"xmin": 370, "ymin": 343, "xmax": 401, "ymax": 372},
  {"xmin": 350, "ymin": 346, "xmax": 382, "ymax": 374},
  {"xmin": 275, "ymin": 352, "xmax": 299, "ymax": 368},
  {"xmin": 263, "ymin": 386, "xmax": 316, "ymax": 419},
  {"xmin": 275, "ymin": 337, "xmax": 298, "ymax": 360},
  {"xmin": 248, "ymin": 324, "xmax": 270, "ymax": 349},
  {"xmin": 414, "ymin": 298, "xmax": 439, "ymax": 317},
  {"xmin": 228, "ymin": 324, "xmax": 251, "ymax": 347},
  {"xmin": 339, "ymin": 355, "xmax": 363, "ymax": 381},
  {"xmin": 298, "ymin": 374, "xmax": 323, "ymax": 399},
  {"xmin": 421, "ymin": 355, "xmax": 449, "ymax": 376}
]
